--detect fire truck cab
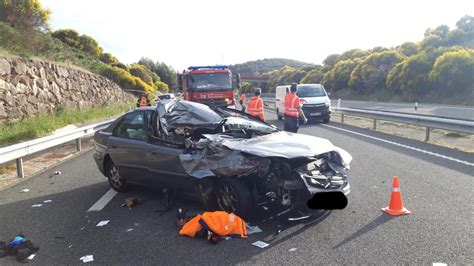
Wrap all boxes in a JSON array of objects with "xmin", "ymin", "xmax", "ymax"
[{"xmin": 178, "ymin": 65, "xmax": 238, "ymax": 108}]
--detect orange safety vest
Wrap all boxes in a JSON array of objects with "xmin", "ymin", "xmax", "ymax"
[
  {"xmin": 285, "ymin": 93, "xmax": 300, "ymax": 117},
  {"xmin": 139, "ymin": 97, "xmax": 148, "ymax": 107},
  {"xmin": 246, "ymin": 96, "xmax": 264, "ymax": 121},
  {"xmin": 179, "ymin": 211, "xmax": 247, "ymax": 239},
  {"xmin": 240, "ymin": 94, "xmax": 246, "ymax": 101}
]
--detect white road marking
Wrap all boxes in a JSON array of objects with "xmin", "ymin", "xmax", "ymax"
[
  {"xmin": 321, "ymin": 124, "xmax": 474, "ymax": 167},
  {"xmin": 87, "ymin": 188, "xmax": 117, "ymax": 212}
]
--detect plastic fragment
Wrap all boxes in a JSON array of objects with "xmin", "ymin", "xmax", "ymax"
[
  {"xmin": 126, "ymin": 229, "xmax": 134, "ymax": 232},
  {"xmin": 27, "ymin": 254, "xmax": 36, "ymax": 260},
  {"xmin": 252, "ymin": 241, "xmax": 270, "ymax": 248},
  {"xmin": 43, "ymin": 200, "xmax": 52, "ymax": 203},
  {"xmin": 96, "ymin": 220, "xmax": 110, "ymax": 227},
  {"xmin": 246, "ymin": 224, "xmax": 263, "ymax": 234},
  {"xmin": 20, "ymin": 189, "xmax": 30, "ymax": 193},
  {"xmin": 289, "ymin": 248, "xmax": 297, "ymax": 252},
  {"xmin": 80, "ymin": 255, "xmax": 94, "ymax": 263},
  {"xmin": 31, "ymin": 204, "xmax": 42, "ymax": 208}
]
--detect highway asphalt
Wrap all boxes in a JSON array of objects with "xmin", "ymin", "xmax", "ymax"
[
  {"xmin": 0, "ymin": 111, "xmax": 473, "ymax": 265},
  {"xmin": 333, "ymin": 100, "xmax": 474, "ymax": 120}
]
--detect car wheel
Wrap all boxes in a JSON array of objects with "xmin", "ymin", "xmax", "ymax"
[
  {"xmin": 322, "ymin": 117, "xmax": 330, "ymax": 124},
  {"xmin": 105, "ymin": 160, "xmax": 129, "ymax": 192},
  {"xmin": 215, "ymin": 178, "xmax": 254, "ymax": 219},
  {"xmin": 276, "ymin": 108, "xmax": 283, "ymax": 120}
]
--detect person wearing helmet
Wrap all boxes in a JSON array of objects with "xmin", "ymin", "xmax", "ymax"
[
  {"xmin": 137, "ymin": 92, "xmax": 151, "ymax": 107},
  {"xmin": 284, "ymin": 83, "xmax": 307, "ymax": 132},
  {"xmin": 246, "ymin": 88, "xmax": 265, "ymax": 121}
]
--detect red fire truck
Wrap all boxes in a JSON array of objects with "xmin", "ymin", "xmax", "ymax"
[{"xmin": 178, "ymin": 65, "xmax": 239, "ymax": 108}]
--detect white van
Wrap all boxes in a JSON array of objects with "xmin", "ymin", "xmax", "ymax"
[{"xmin": 275, "ymin": 84, "xmax": 331, "ymax": 123}]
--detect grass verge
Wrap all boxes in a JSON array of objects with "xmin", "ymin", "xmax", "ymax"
[{"xmin": 0, "ymin": 102, "xmax": 133, "ymax": 147}]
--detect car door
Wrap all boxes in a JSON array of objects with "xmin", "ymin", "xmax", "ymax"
[
  {"xmin": 145, "ymin": 132, "xmax": 196, "ymax": 192},
  {"xmin": 108, "ymin": 110, "xmax": 150, "ymax": 184}
]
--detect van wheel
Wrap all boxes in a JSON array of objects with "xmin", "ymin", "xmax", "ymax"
[
  {"xmin": 276, "ymin": 108, "xmax": 283, "ymax": 120},
  {"xmin": 322, "ymin": 117, "xmax": 330, "ymax": 124}
]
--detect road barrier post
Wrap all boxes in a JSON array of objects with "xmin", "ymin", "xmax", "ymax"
[
  {"xmin": 425, "ymin": 127, "xmax": 431, "ymax": 142},
  {"xmin": 341, "ymin": 113, "xmax": 345, "ymax": 123},
  {"xmin": 76, "ymin": 138, "xmax": 82, "ymax": 152},
  {"xmin": 373, "ymin": 119, "xmax": 377, "ymax": 130},
  {"xmin": 16, "ymin": 158, "xmax": 24, "ymax": 178},
  {"xmin": 337, "ymin": 99, "xmax": 341, "ymax": 109}
]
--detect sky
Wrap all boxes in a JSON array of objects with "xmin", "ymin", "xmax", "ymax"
[{"xmin": 42, "ymin": 0, "xmax": 472, "ymax": 71}]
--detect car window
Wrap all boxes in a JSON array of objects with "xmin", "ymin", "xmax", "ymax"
[{"xmin": 114, "ymin": 111, "xmax": 148, "ymax": 141}]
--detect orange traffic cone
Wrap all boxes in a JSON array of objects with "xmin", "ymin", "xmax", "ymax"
[{"xmin": 382, "ymin": 176, "xmax": 411, "ymax": 216}]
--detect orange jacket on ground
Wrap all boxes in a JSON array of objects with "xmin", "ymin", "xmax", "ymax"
[
  {"xmin": 284, "ymin": 93, "xmax": 300, "ymax": 117},
  {"xmin": 247, "ymin": 96, "xmax": 265, "ymax": 121},
  {"xmin": 179, "ymin": 211, "xmax": 247, "ymax": 238}
]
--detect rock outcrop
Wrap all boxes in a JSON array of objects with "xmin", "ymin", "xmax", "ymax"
[{"xmin": 0, "ymin": 56, "xmax": 133, "ymax": 123}]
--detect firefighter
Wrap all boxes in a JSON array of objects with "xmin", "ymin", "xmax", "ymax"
[
  {"xmin": 137, "ymin": 92, "xmax": 150, "ymax": 107},
  {"xmin": 246, "ymin": 88, "xmax": 265, "ymax": 122},
  {"xmin": 284, "ymin": 83, "xmax": 307, "ymax": 133},
  {"xmin": 239, "ymin": 92, "xmax": 246, "ymax": 112}
]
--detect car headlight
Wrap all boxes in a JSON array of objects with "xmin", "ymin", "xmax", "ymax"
[{"xmin": 324, "ymin": 101, "xmax": 330, "ymax": 107}]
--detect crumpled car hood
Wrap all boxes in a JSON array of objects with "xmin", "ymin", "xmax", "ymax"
[{"xmin": 204, "ymin": 131, "xmax": 352, "ymax": 164}]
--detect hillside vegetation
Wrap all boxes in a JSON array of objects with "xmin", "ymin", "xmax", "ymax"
[
  {"xmin": 0, "ymin": 0, "xmax": 176, "ymax": 96},
  {"xmin": 229, "ymin": 58, "xmax": 315, "ymax": 74},
  {"xmin": 239, "ymin": 16, "xmax": 474, "ymax": 105}
]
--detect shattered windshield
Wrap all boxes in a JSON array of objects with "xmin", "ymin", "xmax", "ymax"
[
  {"xmin": 188, "ymin": 73, "xmax": 232, "ymax": 91},
  {"xmin": 224, "ymin": 116, "xmax": 279, "ymax": 134},
  {"xmin": 165, "ymin": 100, "xmax": 223, "ymax": 127}
]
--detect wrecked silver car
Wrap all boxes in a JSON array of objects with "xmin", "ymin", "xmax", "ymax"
[{"xmin": 93, "ymin": 100, "xmax": 352, "ymax": 218}]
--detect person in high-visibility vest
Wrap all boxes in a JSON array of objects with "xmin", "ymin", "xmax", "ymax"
[
  {"xmin": 246, "ymin": 88, "xmax": 265, "ymax": 121},
  {"xmin": 137, "ymin": 92, "xmax": 150, "ymax": 107},
  {"xmin": 284, "ymin": 83, "xmax": 307, "ymax": 133},
  {"xmin": 239, "ymin": 93, "xmax": 247, "ymax": 112}
]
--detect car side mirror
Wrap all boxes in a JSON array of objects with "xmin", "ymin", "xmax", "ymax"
[{"xmin": 327, "ymin": 92, "xmax": 331, "ymax": 97}]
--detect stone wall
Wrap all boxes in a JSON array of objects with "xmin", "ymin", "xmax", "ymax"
[{"xmin": 0, "ymin": 55, "xmax": 133, "ymax": 123}]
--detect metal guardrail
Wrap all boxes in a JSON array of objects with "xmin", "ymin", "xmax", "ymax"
[
  {"xmin": 262, "ymin": 99, "xmax": 474, "ymax": 142},
  {"xmin": 0, "ymin": 119, "xmax": 114, "ymax": 178}
]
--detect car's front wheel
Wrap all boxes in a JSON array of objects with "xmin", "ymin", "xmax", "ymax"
[
  {"xmin": 215, "ymin": 178, "xmax": 254, "ymax": 219},
  {"xmin": 105, "ymin": 160, "xmax": 129, "ymax": 192},
  {"xmin": 322, "ymin": 117, "xmax": 330, "ymax": 124}
]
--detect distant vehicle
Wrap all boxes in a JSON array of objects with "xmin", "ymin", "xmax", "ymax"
[
  {"xmin": 158, "ymin": 93, "xmax": 175, "ymax": 101},
  {"xmin": 275, "ymin": 84, "xmax": 331, "ymax": 123},
  {"xmin": 177, "ymin": 65, "xmax": 237, "ymax": 108},
  {"xmin": 92, "ymin": 100, "xmax": 351, "ymax": 219}
]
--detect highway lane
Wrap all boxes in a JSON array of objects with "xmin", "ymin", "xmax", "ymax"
[
  {"xmin": 0, "ymin": 112, "xmax": 473, "ymax": 264},
  {"xmin": 333, "ymin": 100, "xmax": 474, "ymax": 120}
]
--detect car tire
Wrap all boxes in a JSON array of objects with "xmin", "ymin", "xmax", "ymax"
[
  {"xmin": 105, "ymin": 160, "xmax": 129, "ymax": 192},
  {"xmin": 322, "ymin": 117, "xmax": 330, "ymax": 124},
  {"xmin": 276, "ymin": 108, "xmax": 283, "ymax": 120},
  {"xmin": 215, "ymin": 178, "xmax": 254, "ymax": 219}
]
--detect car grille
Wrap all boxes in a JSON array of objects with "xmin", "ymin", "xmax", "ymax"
[{"xmin": 302, "ymin": 104, "xmax": 328, "ymax": 113}]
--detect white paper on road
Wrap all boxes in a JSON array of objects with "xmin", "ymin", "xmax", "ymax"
[
  {"xmin": 96, "ymin": 220, "xmax": 110, "ymax": 227},
  {"xmin": 252, "ymin": 241, "xmax": 270, "ymax": 248},
  {"xmin": 80, "ymin": 255, "xmax": 94, "ymax": 263},
  {"xmin": 289, "ymin": 248, "xmax": 297, "ymax": 252},
  {"xmin": 43, "ymin": 200, "xmax": 52, "ymax": 203},
  {"xmin": 126, "ymin": 228, "xmax": 134, "ymax": 232},
  {"xmin": 433, "ymin": 263, "xmax": 447, "ymax": 266},
  {"xmin": 27, "ymin": 254, "xmax": 36, "ymax": 260},
  {"xmin": 20, "ymin": 189, "xmax": 30, "ymax": 193},
  {"xmin": 31, "ymin": 204, "xmax": 42, "ymax": 207},
  {"xmin": 246, "ymin": 224, "xmax": 263, "ymax": 234}
]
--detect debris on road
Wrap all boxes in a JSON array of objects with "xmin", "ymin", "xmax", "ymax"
[
  {"xmin": 19, "ymin": 189, "xmax": 30, "ymax": 193},
  {"xmin": 126, "ymin": 229, "xmax": 134, "ymax": 232},
  {"xmin": 433, "ymin": 263, "xmax": 447, "ymax": 266},
  {"xmin": 0, "ymin": 234, "xmax": 40, "ymax": 263},
  {"xmin": 54, "ymin": 236, "xmax": 65, "ymax": 239},
  {"xmin": 246, "ymin": 224, "xmax": 263, "ymax": 235},
  {"xmin": 31, "ymin": 204, "xmax": 42, "ymax": 208},
  {"xmin": 79, "ymin": 255, "xmax": 94, "ymax": 263},
  {"xmin": 121, "ymin": 197, "xmax": 144, "ymax": 209},
  {"xmin": 289, "ymin": 248, "xmax": 297, "ymax": 252},
  {"xmin": 27, "ymin": 253, "xmax": 36, "ymax": 260},
  {"xmin": 53, "ymin": 171, "xmax": 61, "ymax": 176},
  {"xmin": 252, "ymin": 241, "xmax": 270, "ymax": 249},
  {"xmin": 96, "ymin": 220, "xmax": 110, "ymax": 227},
  {"xmin": 43, "ymin": 200, "xmax": 52, "ymax": 203},
  {"xmin": 176, "ymin": 208, "xmax": 187, "ymax": 227},
  {"xmin": 180, "ymin": 211, "xmax": 247, "ymax": 242}
]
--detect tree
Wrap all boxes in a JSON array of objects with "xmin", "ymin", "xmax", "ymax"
[
  {"xmin": 349, "ymin": 51, "xmax": 404, "ymax": 93},
  {"xmin": 338, "ymin": 49, "xmax": 369, "ymax": 62},
  {"xmin": 323, "ymin": 54, "xmax": 340, "ymax": 67},
  {"xmin": 138, "ymin": 57, "xmax": 177, "ymax": 90},
  {"xmin": 456, "ymin": 15, "xmax": 473, "ymax": 33},
  {"xmin": 301, "ymin": 68, "xmax": 325, "ymax": 84},
  {"xmin": 52, "ymin": 29, "xmax": 103, "ymax": 58},
  {"xmin": 399, "ymin": 42, "xmax": 418, "ymax": 57},
  {"xmin": 322, "ymin": 59, "xmax": 358, "ymax": 92},
  {"xmin": 99, "ymin": 53, "xmax": 119, "ymax": 65},
  {"xmin": 78, "ymin": 35, "xmax": 102, "ymax": 58},
  {"xmin": 0, "ymin": 0, "xmax": 50, "ymax": 31},
  {"xmin": 429, "ymin": 49, "xmax": 474, "ymax": 97}
]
